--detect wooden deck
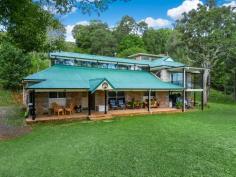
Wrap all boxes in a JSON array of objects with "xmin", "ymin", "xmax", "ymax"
[{"xmin": 26, "ymin": 108, "xmax": 182, "ymax": 124}]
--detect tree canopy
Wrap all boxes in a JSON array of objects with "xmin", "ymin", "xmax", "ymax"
[
  {"xmin": 176, "ymin": 5, "xmax": 236, "ymax": 88},
  {"xmin": 0, "ymin": 41, "xmax": 31, "ymax": 90}
]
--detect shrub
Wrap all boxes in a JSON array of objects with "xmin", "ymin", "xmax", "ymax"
[{"xmin": 0, "ymin": 42, "xmax": 31, "ymax": 90}]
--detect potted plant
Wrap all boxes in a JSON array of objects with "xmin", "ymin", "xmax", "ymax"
[{"xmin": 176, "ymin": 101, "xmax": 183, "ymax": 109}]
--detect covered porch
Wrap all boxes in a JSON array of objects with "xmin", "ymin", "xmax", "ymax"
[
  {"xmin": 25, "ymin": 107, "xmax": 182, "ymax": 124},
  {"xmin": 24, "ymin": 87, "xmax": 195, "ymax": 123}
]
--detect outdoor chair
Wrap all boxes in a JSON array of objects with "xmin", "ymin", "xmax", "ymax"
[
  {"xmin": 65, "ymin": 103, "xmax": 74, "ymax": 115},
  {"xmin": 51, "ymin": 102, "xmax": 64, "ymax": 116},
  {"xmin": 126, "ymin": 102, "xmax": 134, "ymax": 109},
  {"xmin": 134, "ymin": 101, "xmax": 142, "ymax": 109},
  {"xmin": 109, "ymin": 99, "xmax": 118, "ymax": 110},
  {"xmin": 118, "ymin": 99, "xmax": 126, "ymax": 109},
  {"xmin": 151, "ymin": 100, "xmax": 158, "ymax": 108}
]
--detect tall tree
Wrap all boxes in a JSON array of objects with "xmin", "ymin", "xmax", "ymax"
[
  {"xmin": 0, "ymin": 41, "xmax": 31, "ymax": 90},
  {"xmin": 0, "ymin": 0, "xmax": 127, "ymax": 52},
  {"xmin": 113, "ymin": 16, "xmax": 137, "ymax": 43},
  {"xmin": 206, "ymin": 0, "xmax": 217, "ymax": 9},
  {"xmin": 117, "ymin": 34, "xmax": 146, "ymax": 57},
  {"xmin": 176, "ymin": 5, "xmax": 236, "ymax": 98},
  {"xmin": 143, "ymin": 28, "xmax": 172, "ymax": 55},
  {"xmin": 166, "ymin": 30, "xmax": 191, "ymax": 65},
  {"xmin": 72, "ymin": 20, "xmax": 117, "ymax": 56},
  {"xmin": 0, "ymin": 0, "xmax": 58, "ymax": 52},
  {"xmin": 113, "ymin": 15, "xmax": 148, "ymax": 43}
]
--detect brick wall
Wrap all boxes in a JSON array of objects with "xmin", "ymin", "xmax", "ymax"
[
  {"xmin": 35, "ymin": 92, "xmax": 49, "ymax": 115},
  {"xmin": 125, "ymin": 91, "xmax": 144, "ymax": 102},
  {"xmin": 156, "ymin": 91, "xmax": 169, "ymax": 108}
]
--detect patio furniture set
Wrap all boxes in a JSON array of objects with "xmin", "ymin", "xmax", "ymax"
[
  {"xmin": 109, "ymin": 98, "xmax": 159, "ymax": 110},
  {"xmin": 51, "ymin": 102, "xmax": 79, "ymax": 116}
]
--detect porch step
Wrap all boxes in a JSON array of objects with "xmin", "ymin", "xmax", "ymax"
[{"xmin": 88, "ymin": 114, "xmax": 113, "ymax": 121}]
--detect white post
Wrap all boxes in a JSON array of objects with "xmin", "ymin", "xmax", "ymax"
[{"xmin": 183, "ymin": 68, "xmax": 186, "ymax": 112}]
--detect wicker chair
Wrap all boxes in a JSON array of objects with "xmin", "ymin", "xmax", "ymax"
[
  {"xmin": 65, "ymin": 103, "xmax": 74, "ymax": 115},
  {"xmin": 51, "ymin": 102, "xmax": 64, "ymax": 116}
]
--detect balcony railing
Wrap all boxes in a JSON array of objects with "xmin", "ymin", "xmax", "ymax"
[{"xmin": 171, "ymin": 81, "xmax": 202, "ymax": 89}]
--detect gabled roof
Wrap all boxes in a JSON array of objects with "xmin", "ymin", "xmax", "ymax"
[
  {"xmin": 49, "ymin": 51, "xmax": 185, "ymax": 68},
  {"xmin": 89, "ymin": 78, "xmax": 114, "ymax": 93},
  {"xmin": 24, "ymin": 65, "xmax": 183, "ymax": 90}
]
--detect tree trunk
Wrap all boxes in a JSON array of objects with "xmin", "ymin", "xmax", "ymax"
[{"xmin": 203, "ymin": 68, "xmax": 210, "ymax": 105}]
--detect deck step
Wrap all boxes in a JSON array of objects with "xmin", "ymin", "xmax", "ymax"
[{"xmin": 89, "ymin": 114, "xmax": 113, "ymax": 121}]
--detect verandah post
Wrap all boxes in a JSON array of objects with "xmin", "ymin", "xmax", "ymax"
[
  {"xmin": 182, "ymin": 68, "xmax": 186, "ymax": 112},
  {"xmin": 182, "ymin": 90, "xmax": 185, "ymax": 112},
  {"xmin": 31, "ymin": 90, "xmax": 36, "ymax": 120},
  {"xmin": 104, "ymin": 90, "xmax": 107, "ymax": 114},
  {"xmin": 148, "ymin": 89, "xmax": 151, "ymax": 112},
  {"xmin": 88, "ymin": 91, "xmax": 91, "ymax": 116}
]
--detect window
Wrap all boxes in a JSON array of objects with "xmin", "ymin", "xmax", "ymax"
[
  {"xmin": 108, "ymin": 91, "xmax": 125, "ymax": 103},
  {"xmin": 49, "ymin": 92, "xmax": 66, "ymax": 98},
  {"xmin": 117, "ymin": 64, "xmax": 128, "ymax": 70},
  {"xmin": 51, "ymin": 58, "xmax": 150, "ymax": 71},
  {"xmin": 171, "ymin": 73, "xmax": 183, "ymax": 86},
  {"xmin": 108, "ymin": 92, "xmax": 116, "ymax": 97},
  {"xmin": 74, "ymin": 60, "xmax": 82, "ymax": 66},
  {"xmin": 144, "ymin": 91, "xmax": 156, "ymax": 97},
  {"xmin": 63, "ymin": 59, "xmax": 74, "ymax": 66},
  {"xmin": 54, "ymin": 58, "xmax": 63, "ymax": 65},
  {"xmin": 107, "ymin": 64, "xmax": 116, "ymax": 69},
  {"xmin": 140, "ymin": 56, "xmax": 151, "ymax": 61}
]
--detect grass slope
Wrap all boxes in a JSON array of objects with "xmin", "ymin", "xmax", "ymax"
[
  {"xmin": 0, "ymin": 87, "xmax": 16, "ymax": 106},
  {"xmin": 0, "ymin": 102, "xmax": 236, "ymax": 177}
]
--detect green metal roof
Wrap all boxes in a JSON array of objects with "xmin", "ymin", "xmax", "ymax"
[
  {"xmin": 50, "ymin": 52, "xmax": 185, "ymax": 68},
  {"xmin": 24, "ymin": 65, "xmax": 183, "ymax": 90}
]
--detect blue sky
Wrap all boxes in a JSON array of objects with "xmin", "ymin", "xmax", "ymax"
[{"xmin": 59, "ymin": 0, "xmax": 235, "ymax": 42}]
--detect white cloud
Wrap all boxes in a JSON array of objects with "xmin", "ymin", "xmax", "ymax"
[
  {"xmin": 65, "ymin": 21, "xmax": 89, "ymax": 42},
  {"xmin": 143, "ymin": 17, "xmax": 172, "ymax": 28},
  {"xmin": 167, "ymin": 0, "xmax": 203, "ymax": 20},
  {"xmin": 223, "ymin": 1, "xmax": 236, "ymax": 8}
]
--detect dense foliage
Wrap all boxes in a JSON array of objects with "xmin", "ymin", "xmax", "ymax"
[
  {"xmin": 175, "ymin": 5, "xmax": 236, "ymax": 89},
  {"xmin": 0, "ymin": 0, "xmax": 124, "ymax": 90},
  {"xmin": 0, "ymin": 41, "xmax": 31, "ymax": 90},
  {"xmin": 0, "ymin": 0, "xmax": 235, "ymax": 93}
]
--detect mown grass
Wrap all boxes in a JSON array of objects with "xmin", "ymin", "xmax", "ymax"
[{"xmin": 0, "ymin": 101, "xmax": 236, "ymax": 177}]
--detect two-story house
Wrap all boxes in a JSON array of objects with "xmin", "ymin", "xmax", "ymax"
[{"xmin": 23, "ymin": 52, "xmax": 205, "ymax": 122}]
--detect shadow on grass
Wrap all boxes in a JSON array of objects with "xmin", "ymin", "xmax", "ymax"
[{"xmin": 0, "ymin": 106, "xmax": 31, "ymax": 140}]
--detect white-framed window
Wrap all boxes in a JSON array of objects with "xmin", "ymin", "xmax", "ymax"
[
  {"xmin": 49, "ymin": 92, "xmax": 66, "ymax": 107},
  {"xmin": 49, "ymin": 92, "xmax": 66, "ymax": 98}
]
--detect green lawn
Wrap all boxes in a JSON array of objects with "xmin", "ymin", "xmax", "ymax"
[{"xmin": 0, "ymin": 102, "xmax": 236, "ymax": 177}]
